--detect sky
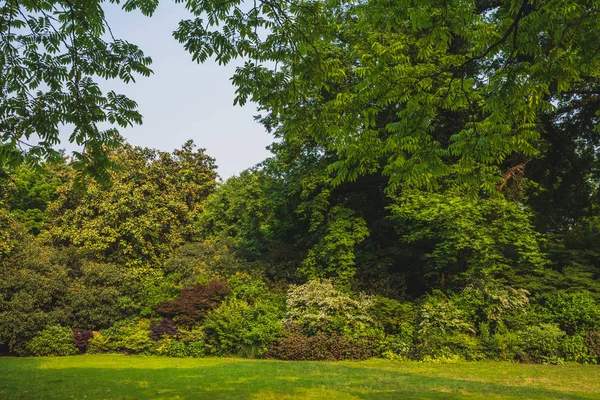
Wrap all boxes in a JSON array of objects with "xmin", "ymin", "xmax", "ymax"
[{"xmin": 60, "ymin": 2, "xmax": 273, "ymax": 180}]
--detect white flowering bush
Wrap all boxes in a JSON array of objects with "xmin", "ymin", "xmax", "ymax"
[{"xmin": 285, "ymin": 279, "xmax": 374, "ymax": 336}]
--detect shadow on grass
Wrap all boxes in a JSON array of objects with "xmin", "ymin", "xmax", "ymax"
[{"xmin": 0, "ymin": 358, "xmax": 597, "ymax": 400}]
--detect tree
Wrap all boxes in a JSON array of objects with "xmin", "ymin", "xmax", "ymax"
[
  {"xmin": 45, "ymin": 140, "xmax": 218, "ymax": 268},
  {"xmin": 174, "ymin": 0, "xmax": 600, "ymax": 193},
  {"xmin": 0, "ymin": 0, "xmax": 154, "ymax": 179}
]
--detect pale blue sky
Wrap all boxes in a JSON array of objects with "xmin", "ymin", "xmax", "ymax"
[{"xmin": 64, "ymin": 2, "xmax": 273, "ymax": 180}]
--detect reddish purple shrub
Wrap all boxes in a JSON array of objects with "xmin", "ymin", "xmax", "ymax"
[
  {"xmin": 73, "ymin": 328, "xmax": 93, "ymax": 353},
  {"xmin": 155, "ymin": 279, "xmax": 230, "ymax": 327},
  {"xmin": 266, "ymin": 323, "xmax": 377, "ymax": 361},
  {"xmin": 150, "ymin": 318, "xmax": 178, "ymax": 341}
]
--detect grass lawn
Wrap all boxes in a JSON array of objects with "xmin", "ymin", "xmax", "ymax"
[{"xmin": 0, "ymin": 355, "xmax": 599, "ymax": 399}]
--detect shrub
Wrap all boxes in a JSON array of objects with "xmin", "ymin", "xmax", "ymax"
[
  {"xmin": 285, "ymin": 279, "xmax": 374, "ymax": 336},
  {"xmin": 156, "ymin": 337, "xmax": 206, "ymax": 358},
  {"xmin": 204, "ymin": 297, "xmax": 284, "ymax": 357},
  {"xmin": 87, "ymin": 319, "xmax": 154, "ymax": 355},
  {"xmin": 73, "ymin": 328, "xmax": 93, "ymax": 353},
  {"xmin": 266, "ymin": 323, "xmax": 378, "ymax": 361},
  {"xmin": 518, "ymin": 323, "xmax": 565, "ymax": 364},
  {"xmin": 561, "ymin": 335, "xmax": 597, "ymax": 364},
  {"xmin": 585, "ymin": 331, "xmax": 600, "ymax": 361},
  {"xmin": 369, "ymin": 296, "xmax": 416, "ymax": 335},
  {"xmin": 414, "ymin": 292, "xmax": 478, "ymax": 360},
  {"xmin": 25, "ymin": 326, "xmax": 79, "ymax": 356},
  {"xmin": 155, "ymin": 279, "xmax": 230, "ymax": 328},
  {"xmin": 150, "ymin": 318, "xmax": 178, "ymax": 341},
  {"xmin": 544, "ymin": 292, "xmax": 600, "ymax": 335},
  {"xmin": 479, "ymin": 323, "xmax": 520, "ymax": 361}
]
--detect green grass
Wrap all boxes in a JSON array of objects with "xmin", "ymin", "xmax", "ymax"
[{"xmin": 1, "ymin": 355, "xmax": 599, "ymax": 399}]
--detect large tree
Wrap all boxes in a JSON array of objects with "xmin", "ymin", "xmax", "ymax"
[{"xmin": 174, "ymin": 0, "xmax": 600, "ymax": 193}]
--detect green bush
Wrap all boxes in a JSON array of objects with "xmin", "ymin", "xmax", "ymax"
[
  {"xmin": 518, "ymin": 323, "xmax": 565, "ymax": 364},
  {"xmin": 561, "ymin": 335, "xmax": 597, "ymax": 364},
  {"xmin": 544, "ymin": 292, "xmax": 600, "ymax": 335},
  {"xmin": 414, "ymin": 292, "xmax": 478, "ymax": 360},
  {"xmin": 87, "ymin": 319, "xmax": 154, "ymax": 355},
  {"xmin": 479, "ymin": 323, "xmax": 520, "ymax": 361},
  {"xmin": 25, "ymin": 326, "xmax": 79, "ymax": 356},
  {"xmin": 204, "ymin": 297, "xmax": 284, "ymax": 357},
  {"xmin": 369, "ymin": 296, "xmax": 416, "ymax": 335},
  {"xmin": 155, "ymin": 337, "xmax": 205, "ymax": 358}
]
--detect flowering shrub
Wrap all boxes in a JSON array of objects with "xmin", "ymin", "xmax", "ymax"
[{"xmin": 285, "ymin": 279, "xmax": 374, "ymax": 335}]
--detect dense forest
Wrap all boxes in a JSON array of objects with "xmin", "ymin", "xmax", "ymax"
[{"xmin": 1, "ymin": 0, "xmax": 599, "ymax": 363}]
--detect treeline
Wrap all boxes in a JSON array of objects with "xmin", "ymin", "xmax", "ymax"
[{"xmin": 0, "ymin": 134, "xmax": 599, "ymax": 364}]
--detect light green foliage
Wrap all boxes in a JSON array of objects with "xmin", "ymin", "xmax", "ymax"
[
  {"xmin": 25, "ymin": 325, "xmax": 78, "ymax": 357},
  {"xmin": 2, "ymin": 164, "xmax": 63, "ymax": 234},
  {"xmin": 518, "ymin": 323, "xmax": 565, "ymax": 364},
  {"xmin": 46, "ymin": 141, "xmax": 217, "ymax": 269},
  {"xmin": 203, "ymin": 274, "xmax": 285, "ymax": 357},
  {"xmin": 0, "ymin": 0, "xmax": 154, "ymax": 179},
  {"xmin": 156, "ymin": 337, "xmax": 205, "ymax": 358},
  {"xmin": 301, "ymin": 206, "xmax": 369, "ymax": 283},
  {"xmin": 204, "ymin": 298, "xmax": 284, "ymax": 358},
  {"xmin": 285, "ymin": 279, "xmax": 374, "ymax": 336},
  {"xmin": 415, "ymin": 291, "xmax": 478, "ymax": 360},
  {"xmin": 199, "ymin": 171, "xmax": 273, "ymax": 257},
  {"xmin": 389, "ymin": 189, "xmax": 547, "ymax": 284},
  {"xmin": 88, "ymin": 319, "xmax": 154, "ymax": 355},
  {"xmin": 561, "ymin": 335, "xmax": 597, "ymax": 364}
]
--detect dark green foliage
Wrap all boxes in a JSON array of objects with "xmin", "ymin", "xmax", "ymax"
[
  {"xmin": 155, "ymin": 279, "xmax": 230, "ymax": 328},
  {"xmin": 369, "ymin": 296, "xmax": 416, "ymax": 335},
  {"xmin": 0, "ymin": 238, "xmax": 71, "ymax": 354},
  {"xmin": 542, "ymin": 291, "xmax": 600, "ymax": 335},
  {"xmin": 25, "ymin": 326, "xmax": 79, "ymax": 357}
]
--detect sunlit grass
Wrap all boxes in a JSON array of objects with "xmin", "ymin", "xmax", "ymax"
[{"xmin": 1, "ymin": 355, "xmax": 599, "ymax": 399}]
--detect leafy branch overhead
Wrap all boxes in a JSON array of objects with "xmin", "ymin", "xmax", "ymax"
[
  {"xmin": 0, "ymin": 0, "xmax": 154, "ymax": 180},
  {"xmin": 174, "ymin": 0, "xmax": 600, "ymax": 192}
]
